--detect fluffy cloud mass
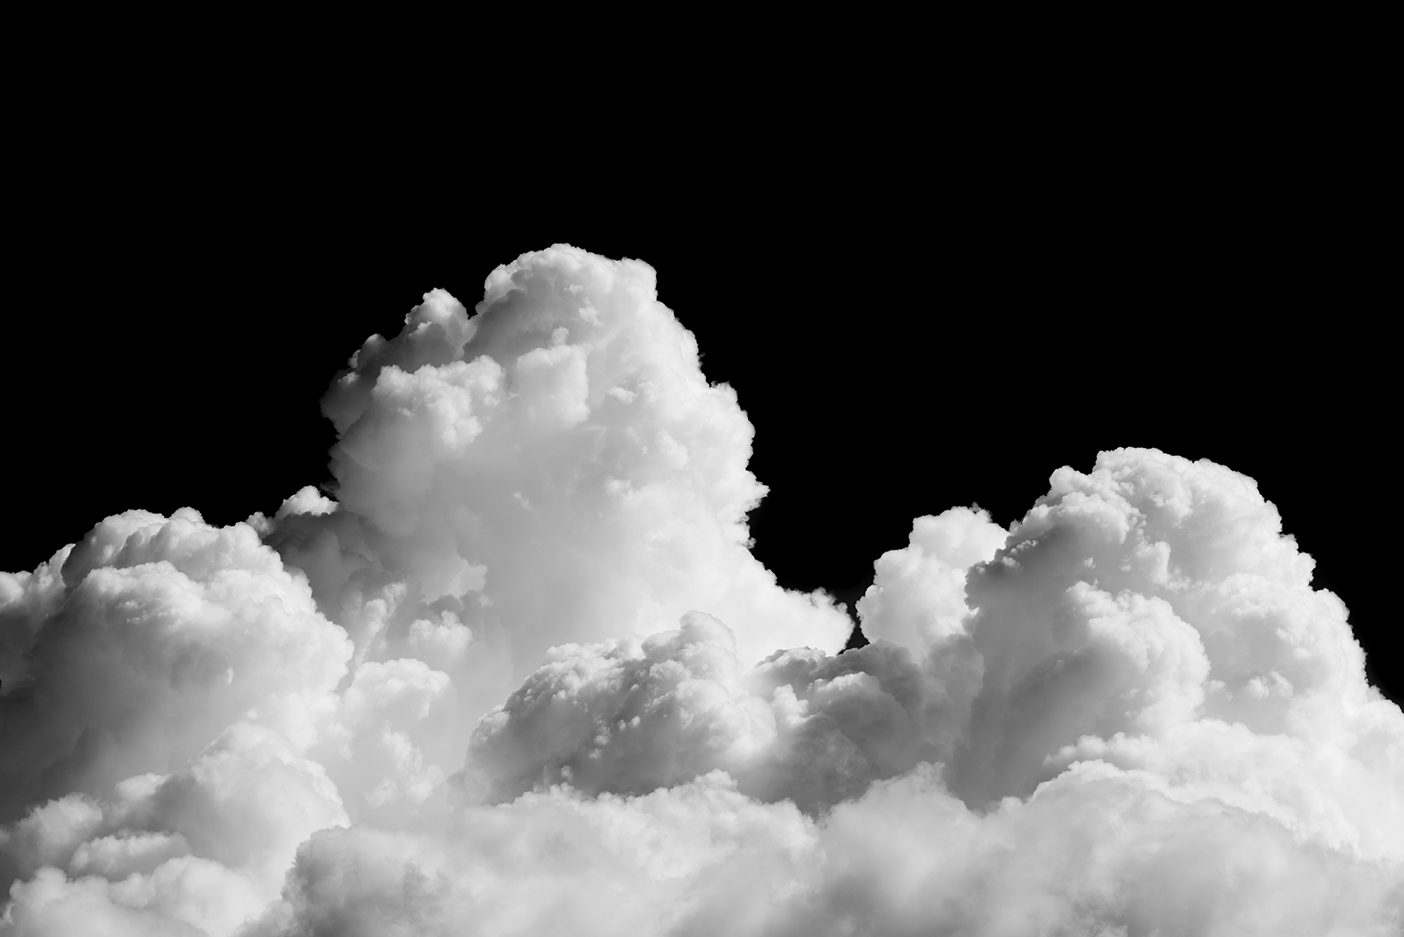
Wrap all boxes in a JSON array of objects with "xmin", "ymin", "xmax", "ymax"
[{"xmin": 2, "ymin": 245, "xmax": 1401, "ymax": 935}]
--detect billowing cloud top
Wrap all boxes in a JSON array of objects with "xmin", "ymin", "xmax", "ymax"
[{"xmin": 2, "ymin": 246, "xmax": 1401, "ymax": 935}]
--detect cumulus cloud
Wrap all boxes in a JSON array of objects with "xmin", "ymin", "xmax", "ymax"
[
  {"xmin": 276, "ymin": 248, "xmax": 850, "ymax": 683},
  {"xmin": 0, "ymin": 510, "xmax": 351, "ymax": 821},
  {"xmin": 3, "ymin": 245, "xmax": 1401, "ymax": 935}
]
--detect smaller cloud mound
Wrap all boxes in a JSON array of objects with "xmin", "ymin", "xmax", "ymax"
[
  {"xmin": 1, "ymin": 723, "xmax": 346, "ymax": 937},
  {"xmin": 0, "ymin": 509, "xmax": 352, "ymax": 825},
  {"xmin": 466, "ymin": 613, "xmax": 959, "ymax": 813},
  {"xmin": 0, "ymin": 510, "xmax": 353, "ymax": 936},
  {"xmin": 467, "ymin": 612, "xmax": 774, "ymax": 803},
  {"xmin": 949, "ymin": 448, "xmax": 1395, "ymax": 813},
  {"xmin": 856, "ymin": 505, "xmax": 1006, "ymax": 652}
]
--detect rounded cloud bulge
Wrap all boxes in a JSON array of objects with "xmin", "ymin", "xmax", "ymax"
[{"xmin": 3, "ymin": 246, "xmax": 1402, "ymax": 936}]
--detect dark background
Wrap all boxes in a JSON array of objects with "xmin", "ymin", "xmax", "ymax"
[{"xmin": 4, "ymin": 85, "xmax": 1395, "ymax": 704}]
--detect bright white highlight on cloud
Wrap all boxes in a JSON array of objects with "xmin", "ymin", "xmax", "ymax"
[{"xmin": 2, "ymin": 245, "xmax": 1401, "ymax": 935}]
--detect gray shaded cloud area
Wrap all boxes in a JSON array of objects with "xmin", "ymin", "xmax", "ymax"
[{"xmin": 2, "ymin": 246, "xmax": 1400, "ymax": 935}]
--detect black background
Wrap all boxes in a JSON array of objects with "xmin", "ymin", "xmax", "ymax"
[{"xmin": 5, "ymin": 78, "xmax": 1395, "ymax": 704}]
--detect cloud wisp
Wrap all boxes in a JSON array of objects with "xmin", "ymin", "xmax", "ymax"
[{"xmin": 2, "ymin": 246, "xmax": 1400, "ymax": 935}]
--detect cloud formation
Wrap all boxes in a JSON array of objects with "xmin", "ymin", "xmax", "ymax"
[{"xmin": 2, "ymin": 245, "xmax": 1401, "ymax": 935}]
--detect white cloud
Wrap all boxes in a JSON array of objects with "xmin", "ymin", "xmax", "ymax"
[
  {"xmin": 857, "ymin": 505, "xmax": 1007, "ymax": 652},
  {"xmin": 3, "ymin": 247, "xmax": 1401, "ymax": 935},
  {"xmin": 1, "ymin": 723, "xmax": 344, "ymax": 936},
  {"xmin": 0, "ymin": 510, "xmax": 351, "ymax": 822},
  {"xmin": 286, "ymin": 246, "xmax": 850, "ymax": 678}
]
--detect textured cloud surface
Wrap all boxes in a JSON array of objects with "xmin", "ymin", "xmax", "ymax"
[{"xmin": 2, "ymin": 246, "xmax": 1401, "ymax": 935}]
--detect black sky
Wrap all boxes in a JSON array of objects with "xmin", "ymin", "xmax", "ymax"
[{"xmin": 4, "ymin": 91, "xmax": 1395, "ymax": 704}]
